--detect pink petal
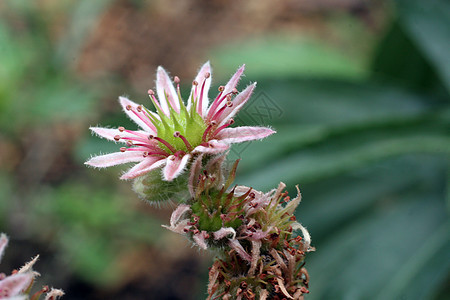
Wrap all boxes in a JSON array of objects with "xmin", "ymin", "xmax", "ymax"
[
  {"xmin": 163, "ymin": 154, "xmax": 191, "ymax": 181},
  {"xmin": 229, "ymin": 239, "xmax": 251, "ymax": 262},
  {"xmin": 85, "ymin": 151, "xmax": 145, "ymax": 168},
  {"xmin": 169, "ymin": 204, "xmax": 191, "ymax": 228},
  {"xmin": 188, "ymin": 154, "xmax": 203, "ymax": 197},
  {"xmin": 223, "ymin": 64, "xmax": 245, "ymax": 96},
  {"xmin": 213, "ymin": 227, "xmax": 236, "ymax": 240},
  {"xmin": 162, "ymin": 219, "xmax": 190, "ymax": 234},
  {"xmin": 216, "ymin": 127, "xmax": 275, "ymax": 143},
  {"xmin": 119, "ymin": 97, "xmax": 155, "ymax": 132},
  {"xmin": 0, "ymin": 233, "xmax": 8, "ymax": 264},
  {"xmin": 0, "ymin": 273, "xmax": 33, "ymax": 297},
  {"xmin": 218, "ymin": 83, "xmax": 256, "ymax": 126},
  {"xmin": 156, "ymin": 66, "xmax": 179, "ymax": 114},
  {"xmin": 44, "ymin": 288, "xmax": 65, "ymax": 300},
  {"xmin": 188, "ymin": 61, "xmax": 212, "ymax": 117},
  {"xmin": 193, "ymin": 140, "xmax": 229, "ymax": 154},
  {"xmin": 193, "ymin": 231, "xmax": 209, "ymax": 250},
  {"xmin": 120, "ymin": 156, "xmax": 166, "ymax": 180},
  {"xmin": 90, "ymin": 127, "xmax": 153, "ymax": 142}
]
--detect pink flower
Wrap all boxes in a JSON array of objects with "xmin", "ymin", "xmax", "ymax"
[{"xmin": 85, "ymin": 62, "xmax": 275, "ymax": 181}]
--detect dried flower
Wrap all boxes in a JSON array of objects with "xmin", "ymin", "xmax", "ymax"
[
  {"xmin": 0, "ymin": 234, "xmax": 63, "ymax": 300},
  {"xmin": 86, "ymin": 62, "xmax": 275, "ymax": 181},
  {"xmin": 162, "ymin": 160, "xmax": 314, "ymax": 299}
]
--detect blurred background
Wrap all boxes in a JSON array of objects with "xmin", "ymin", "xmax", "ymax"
[{"xmin": 0, "ymin": 0, "xmax": 448, "ymax": 299}]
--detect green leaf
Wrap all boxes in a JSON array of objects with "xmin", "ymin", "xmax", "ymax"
[
  {"xmin": 396, "ymin": 0, "xmax": 450, "ymax": 93},
  {"xmin": 210, "ymin": 36, "xmax": 367, "ymax": 82}
]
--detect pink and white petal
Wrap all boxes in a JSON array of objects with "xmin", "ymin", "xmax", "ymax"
[
  {"xmin": 120, "ymin": 156, "xmax": 166, "ymax": 180},
  {"xmin": 18, "ymin": 255, "xmax": 39, "ymax": 274},
  {"xmin": 90, "ymin": 127, "xmax": 152, "ymax": 142},
  {"xmin": 229, "ymin": 239, "xmax": 251, "ymax": 262},
  {"xmin": 187, "ymin": 62, "xmax": 212, "ymax": 116},
  {"xmin": 0, "ymin": 233, "xmax": 8, "ymax": 263},
  {"xmin": 162, "ymin": 219, "xmax": 190, "ymax": 234},
  {"xmin": 119, "ymin": 97, "xmax": 155, "ymax": 132},
  {"xmin": 218, "ymin": 83, "xmax": 256, "ymax": 126},
  {"xmin": 223, "ymin": 64, "xmax": 245, "ymax": 96},
  {"xmin": 193, "ymin": 231, "xmax": 209, "ymax": 250},
  {"xmin": 44, "ymin": 288, "xmax": 65, "ymax": 300},
  {"xmin": 216, "ymin": 127, "xmax": 275, "ymax": 144},
  {"xmin": 213, "ymin": 227, "xmax": 236, "ymax": 240},
  {"xmin": 188, "ymin": 154, "xmax": 203, "ymax": 197},
  {"xmin": 85, "ymin": 151, "xmax": 145, "ymax": 168},
  {"xmin": 169, "ymin": 204, "xmax": 191, "ymax": 228},
  {"xmin": 156, "ymin": 66, "xmax": 179, "ymax": 114},
  {"xmin": 0, "ymin": 273, "xmax": 34, "ymax": 297},
  {"xmin": 163, "ymin": 154, "xmax": 191, "ymax": 181},
  {"xmin": 193, "ymin": 140, "xmax": 229, "ymax": 154}
]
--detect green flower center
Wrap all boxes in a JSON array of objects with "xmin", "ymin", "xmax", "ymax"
[{"xmin": 145, "ymin": 96, "xmax": 207, "ymax": 154}]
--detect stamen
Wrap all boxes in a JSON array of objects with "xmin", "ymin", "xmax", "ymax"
[
  {"xmin": 118, "ymin": 126, "xmax": 125, "ymax": 132},
  {"xmin": 114, "ymin": 135, "xmax": 121, "ymax": 141},
  {"xmin": 148, "ymin": 89, "xmax": 163, "ymax": 112},
  {"xmin": 202, "ymin": 121, "xmax": 217, "ymax": 142},
  {"xmin": 232, "ymin": 88, "xmax": 238, "ymax": 94},
  {"xmin": 174, "ymin": 131, "xmax": 193, "ymax": 151},
  {"xmin": 211, "ymin": 101, "xmax": 232, "ymax": 122},
  {"xmin": 211, "ymin": 119, "xmax": 234, "ymax": 137},
  {"xmin": 126, "ymin": 105, "xmax": 132, "ymax": 111},
  {"xmin": 149, "ymin": 135, "xmax": 177, "ymax": 154},
  {"xmin": 130, "ymin": 108, "xmax": 157, "ymax": 132},
  {"xmin": 126, "ymin": 140, "xmax": 133, "ymax": 146},
  {"xmin": 207, "ymin": 91, "xmax": 235, "ymax": 121},
  {"xmin": 174, "ymin": 76, "xmax": 180, "ymax": 84},
  {"xmin": 192, "ymin": 80, "xmax": 199, "ymax": 103},
  {"xmin": 120, "ymin": 147, "xmax": 126, "ymax": 152}
]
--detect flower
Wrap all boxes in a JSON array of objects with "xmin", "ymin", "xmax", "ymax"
[
  {"xmin": 85, "ymin": 62, "xmax": 275, "ymax": 181},
  {"xmin": 0, "ymin": 234, "xmax": 64, "ymax": 300}
]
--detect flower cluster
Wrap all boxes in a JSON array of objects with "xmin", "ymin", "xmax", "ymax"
[
  {"xmin": 0, "ymin": 234, "xmax": 64, "ymax": 300},
  {"xmin": 86, "ymin": 62, "xmax": 313, "ymax": 299},
  {"xmin": 164, "ymin": 159, "xmax": 313, "ymax": 299}
]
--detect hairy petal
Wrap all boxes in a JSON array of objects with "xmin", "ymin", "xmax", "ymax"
[
  {"xmin": 119, "ymin": 97, "xmax": 155, "ymax": 132},
  {"xmin": 188, "ymin": 154, "xmax": 203, "ymax": 197},
  {"xmin": 90, "ymin": 127, "xmax": 152, "ymax": 142},
  {"xmin": 213, "ymin": 227, "xmax": 236, "ymax": 240},
  {"xmin": 223, "ymin": 64, "xmax": 245, "ymax": 96},
  {"xmin": 85, "ymin": 151, "xmax": 145, "ymax": 168},
  {"xmin": 18, "ymin": 255, "xmax": 39, "ymax": 274},
  {"xmin": 44, "ymin": 289, "xmax": 65, "ymax": 300},
  {"xmin": 188, "ymin": 61, "xmax": 212, "ymax": 116},
  {"xmin": 0, "ymin": 233, "xmax": 8, "ymax": 263},
  {"xmin": 193, "ymin": 140, "xmax": 229, "ymax": 154},
  {"xmin": 0, "ymin": 273, "xmax": 34, "ymax": 297},
  {"xmin": 218, "ymin": 83, "xmax": 256, "ymax": 126},
  {"xmin": 193, "ymin": 231, "xmax": 209, "ymax": 250},
  {"xmin": 163, "ymin": 154, "xmax": 191, "ymax": 181},
  {"xmin": 169, "ymin": 204, "xmax": 191, "ymax": 228},
  {"xmin": 229, "ymin": 239, "xmax": 251, "ymax": 262},
  {"xmin": 216, "ymin": 126, "xmax": 275, "ymax": 143},
  {"xmin": 156, "ymin": 66, "xmax": 179, "ymax": 114},
  {"xmin": 120, "ymin": 156, "xmax": 166, "ymax": 180}
]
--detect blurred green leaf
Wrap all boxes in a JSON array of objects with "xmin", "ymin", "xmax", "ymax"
[
  {"xmin": 211, "ymin": 36, "xmax": 368, "ymax": 81},
  {"xmin": 372, "ymin": 0, "xmax": 450, "ymax": 94},
  {"xmin": 397, "ymin": 0, "xmax": 450, "ymax": 93}
]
